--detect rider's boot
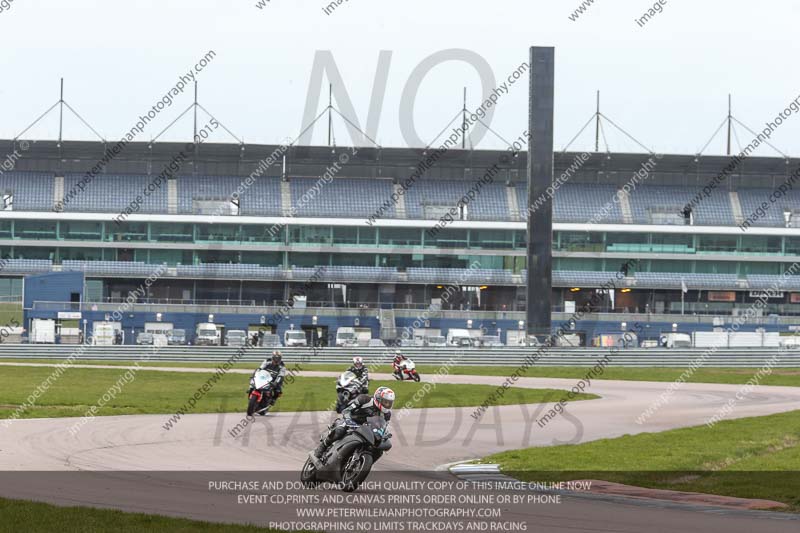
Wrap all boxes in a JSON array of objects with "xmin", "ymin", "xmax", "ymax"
[{"xmin": 313, "ymin": 441, "xmax": 328, "ymax": 459}]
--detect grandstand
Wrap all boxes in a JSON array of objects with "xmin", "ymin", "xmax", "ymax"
[{"xmin": 3, "ymin": 139, "xmax": 800, "ymax": 343}]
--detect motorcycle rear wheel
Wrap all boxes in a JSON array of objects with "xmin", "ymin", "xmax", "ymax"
[{"xmin": 340, "ymin": 451, "xmax": 373, "ymax": 492}]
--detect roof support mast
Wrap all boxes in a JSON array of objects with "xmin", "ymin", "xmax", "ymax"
[
  {"xmin": 594, "ymin": 90, "xmax": 600, "ymax": 153},
  {"xmin": 58, "ymin": 78, "xmax": 64, "ymax": 145},
  {"xmin": 327, "ymin": 83, "xmax": 333, "ymax": 146},
  {"xmin": 462, "ymin": 87, "xmax": 467, "ymax": 149},
  {"xmin": 726, "ymin": 94, "xmax": 732, "ymax": 156}
]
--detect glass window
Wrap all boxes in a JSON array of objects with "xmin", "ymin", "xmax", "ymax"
[
  {"xmin": 290, "ymin": 226, "xmax": 331, "ymax": 245},
  {"xmin": 196, "ymin": 250, "xmax": 240, "ymax": 264},
  {"xmin": 557, "ymin": 232, "xmax": 603, "ymax": 252},
  {"xmin": 149, "ymin": 249, "xmax": 188, "ymax": 265},
  {"xmin": 424, "ymin": 228, "xmax": 467, "ymax": 248},
  {"xmin": 359, "ymin": 226, "xmax": 377, "ymax": 245},
  {"xmin": 651, "ymin": 233, "xmax": 694, "ymax": 253},
  {"xmin": 555, "ymin": 258, "xmax": 602, "ymax": 271},
  {"xmin": 697, "ymin": 234, "xmax": 737, "ymax": 253},
  {"xmin": 241, "ymin": 251, "xmax": 283, "ymax": 267},
  {"xmin": 0, "ymin": 221, "xmax": 11, "ymax": 239},
  {"xmin": 741, "ymin": 235, "xmax": 781, "ymax": 254},
  {"xmin": 59, "ymin": 221, "xmax": 101, "ymax": 241},
  {"xmin": 330, "ymin": 253, "xmax": 375, "ymax": 267},
  {"xmin": 469, "ymin": 229, "xmax": 513, "ymax": 249},
  {"xmin": 16, "ymin": 220, "xmax": 57, "ymax": 240},
  {"xmin": 379, "ymin": 227, "xmax": 422, "ymax": 247},
  {"xmin": 288, "ymin": 252, "xmax": 330, "ymax": 267},
  {"xmin": 741, "ymin": 262, "xmax": 782, "ymax": 275},
  {"xmin": 242, "ymin": 224, "xmax": 283, "ymax": 244},
  {"xmin": 59, "ymin": 247, "xmax": 103, "ymax": 261},
  {"xmin": 649, "ymin": 260, "xmax": 693, "ymax": 273},
  {"xmin": 152, "ymin": 223, "xmax": 195, "ymax": 242},
  {"xmin": 195, "ymin": 224, "xmax": 238, "ymax": 243},
  {"xmin": 332, "ymin": 226, "xmax": 359, "ymax": 245},
  {"xmin": 695, "ymin": 261, "xmax": 737, "ymax": 274},
  {"xmin": 106, "ymin": 222, "xmax": 147, "ymax": 242},
  {"xmin": 786, "ymin": 237, "xmax": 800, "ymax": 256}
]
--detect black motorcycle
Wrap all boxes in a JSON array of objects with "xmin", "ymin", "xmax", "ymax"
[
  {"xmin": 246, "ymin": 368, "xmax": 279, "ymax": 416},
  {"xmin": 301, "ymin": 416, "xmax": 392, "ymax": 492},
  {"xmin": 335, "ymin": 371, "xmax": 367, "ymax": 413}
]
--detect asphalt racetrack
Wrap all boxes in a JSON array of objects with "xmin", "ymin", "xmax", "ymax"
[{"xmin": 2, "ymin": 368, "xmax": 800, "ymax": 532}]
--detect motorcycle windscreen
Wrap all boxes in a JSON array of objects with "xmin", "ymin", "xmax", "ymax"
[
  {"xmin": 338, "ymin": 371, "xmax": 357, "ymax": 387},
  {"xmin": 253, "ymin": 370, "xmax": 273, "ymax": 389},
  {"xmin": 362, "ymin": 415, "xmax": 389, "ymax": 443}
]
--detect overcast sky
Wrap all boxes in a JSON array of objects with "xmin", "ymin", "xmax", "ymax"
[{"xmin": 1, "ymin": 0, "xmax": 798, "ymax": 156}]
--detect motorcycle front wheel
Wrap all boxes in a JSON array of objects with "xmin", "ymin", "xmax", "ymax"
[
  {"xmin": 340, "ymin": 450, "xmax": 373, "ymax": 492},
  {"xmin": 246, "ymin": 395, "xmax": 259, "ymax": 417},
  {"xmin": 301, "ymin": 457, "xmax": 319, "ymax": 487}
]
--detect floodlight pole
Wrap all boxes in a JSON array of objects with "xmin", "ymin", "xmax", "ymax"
[{"xmin": 526, "ymin": 46, "xmax": 555, "ymax": 341}]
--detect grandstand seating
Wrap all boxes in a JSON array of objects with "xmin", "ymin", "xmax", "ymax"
[
  {"xmin": 0, "ymin": 259, "xmax": 53, "ymax": 273},
  {"xmin": 403, "ymin": 179, "xmax": 509, "ymax": 221},
  {"xmin": 13, "ymin": 258, "xmax": 800, "ymax": 293},
  {"xmin": 517, "ymin": 183, "xmax": 625, "ymax": 223},
  {"xmin": 0, "ymin": 172, "xmax": 54, "ymax": 211},
  {"xmin": 177, "ymin": 175, "xmax": 280, "ymax": 215},
  {"xmin": 627, "ymin": 185, "xmax": 734, "ymax": 226},
  {"xmin": 62, "ymin": 260, "xmax": 164, "ymax": 276},
  {"xmin": 289, "ymin": 178, "xmax": 394, "ymax": 218},
  {"xmin": 737, "ymin": 189, "xmax": 800, "ymax": 227},
  {"xmin": 62, "ymin": 174, "xmax": 167, "ymax": 214}
]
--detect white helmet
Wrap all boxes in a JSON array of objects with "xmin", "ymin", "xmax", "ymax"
[
  {"xmin": 353, "ymin": 356, "xmax": 363, "ymax": 368},
  {"xmin": 373, "ymin": 386, "xmax": 395, "ymax": 412}
]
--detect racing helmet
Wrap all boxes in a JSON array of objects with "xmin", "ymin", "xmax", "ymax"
[
  {"xmin": 373, "ymin": 386, "xmax": 395, "ymax": 412},
  {"xmin": 353, "ymin": 356, "xmax": 364, "ymax": 369},
  {"xmin": 271, "ymin": 350, "xmax": 282, "ymax": 364}
]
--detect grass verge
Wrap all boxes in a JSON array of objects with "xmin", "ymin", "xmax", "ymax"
[
  {"xmin": 2, "ymin": 359, "xmax": 800, "ymax": 386},
  {"xmin": 0, "ymin": 366, "xmax": 596, "ymax": 420},
  {"xmin": 485, "ymin": 409, "xmax": 800, "ymax": 511}
]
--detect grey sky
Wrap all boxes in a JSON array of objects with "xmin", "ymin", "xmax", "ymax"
[{"xmin": 1, "ymin": 0, "xmax": 797, "ymax": 157}]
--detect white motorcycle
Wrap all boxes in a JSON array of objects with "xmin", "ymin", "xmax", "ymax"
[
  {"xmin": 393, "ymin": 359, "xmax": 421, "ymax": 382},
  {"xmin": 335, "ymin": 371, "xmax": 367, "ymax": 413},
  {"xmin": 247, "ymin": 369, "xmax": 279, "ymax": 416}
]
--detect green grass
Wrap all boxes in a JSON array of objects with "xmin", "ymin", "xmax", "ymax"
[
  {"xmin": 0, "ymin": 498, "xmax": 287, "ymax": 532},
  {"xmin": 485, "ymin": 409, "xmax": 800, "ymax": 511},
  {"xmin": 4, "ymin": 359, "xmax": 800, "ymax": 387},
  {"xmin": 0, "ymin": 366, "xmax": 595, "ymax": 420}
]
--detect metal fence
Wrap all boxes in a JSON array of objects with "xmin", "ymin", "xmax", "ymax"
[{"xmin": 0, "ymin": 345, "xmax": 797, "ymax": 368}]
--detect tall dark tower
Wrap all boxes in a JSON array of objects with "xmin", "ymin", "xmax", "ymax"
[{"xmin": 526, "ymin": 46, "xmax": 555, "ymax": 340}]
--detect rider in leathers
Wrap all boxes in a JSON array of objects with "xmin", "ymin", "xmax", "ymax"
[
  {"xmin": 257, "ymin": 350, "xmax": 287, "ymax": 402},
  {"xmin": 313, "ymin": 386, "xmax": 394, "ymax": 459},
  {"xmin": 347, "ymin": 356, "xmax": 370, "ymax": 394}
]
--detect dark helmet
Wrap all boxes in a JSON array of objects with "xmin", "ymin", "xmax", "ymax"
[{"xmin": 271, "ymin": 350, "xmax": 282, "ymax": 364}]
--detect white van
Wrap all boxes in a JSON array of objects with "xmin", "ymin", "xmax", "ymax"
[
  {"xmin": 284, "ymin": 329, "xmax": 308, "ymax": 347},
  {"xmin": 335, "ymin": 327, "xmax": 358, "ymax": 347},
  {"xmin": 195, "ymin": 323, "xmax": 221, "ymax": 346}
]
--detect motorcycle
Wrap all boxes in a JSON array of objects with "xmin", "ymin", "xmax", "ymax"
[
  {"xmin": 301, "ymin": 415, "xmax": 392, "ymax": 492},
  {"xmin": 335, "ymin": 371, "xmax": 367, "ymax": 413},
  {"xmin": 246, "ymin": 369, "xmax": 278, "ymax": 416},
  {"xmin": 393, "ymin": 359, "xmax": 421, "ymax": 382}
]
